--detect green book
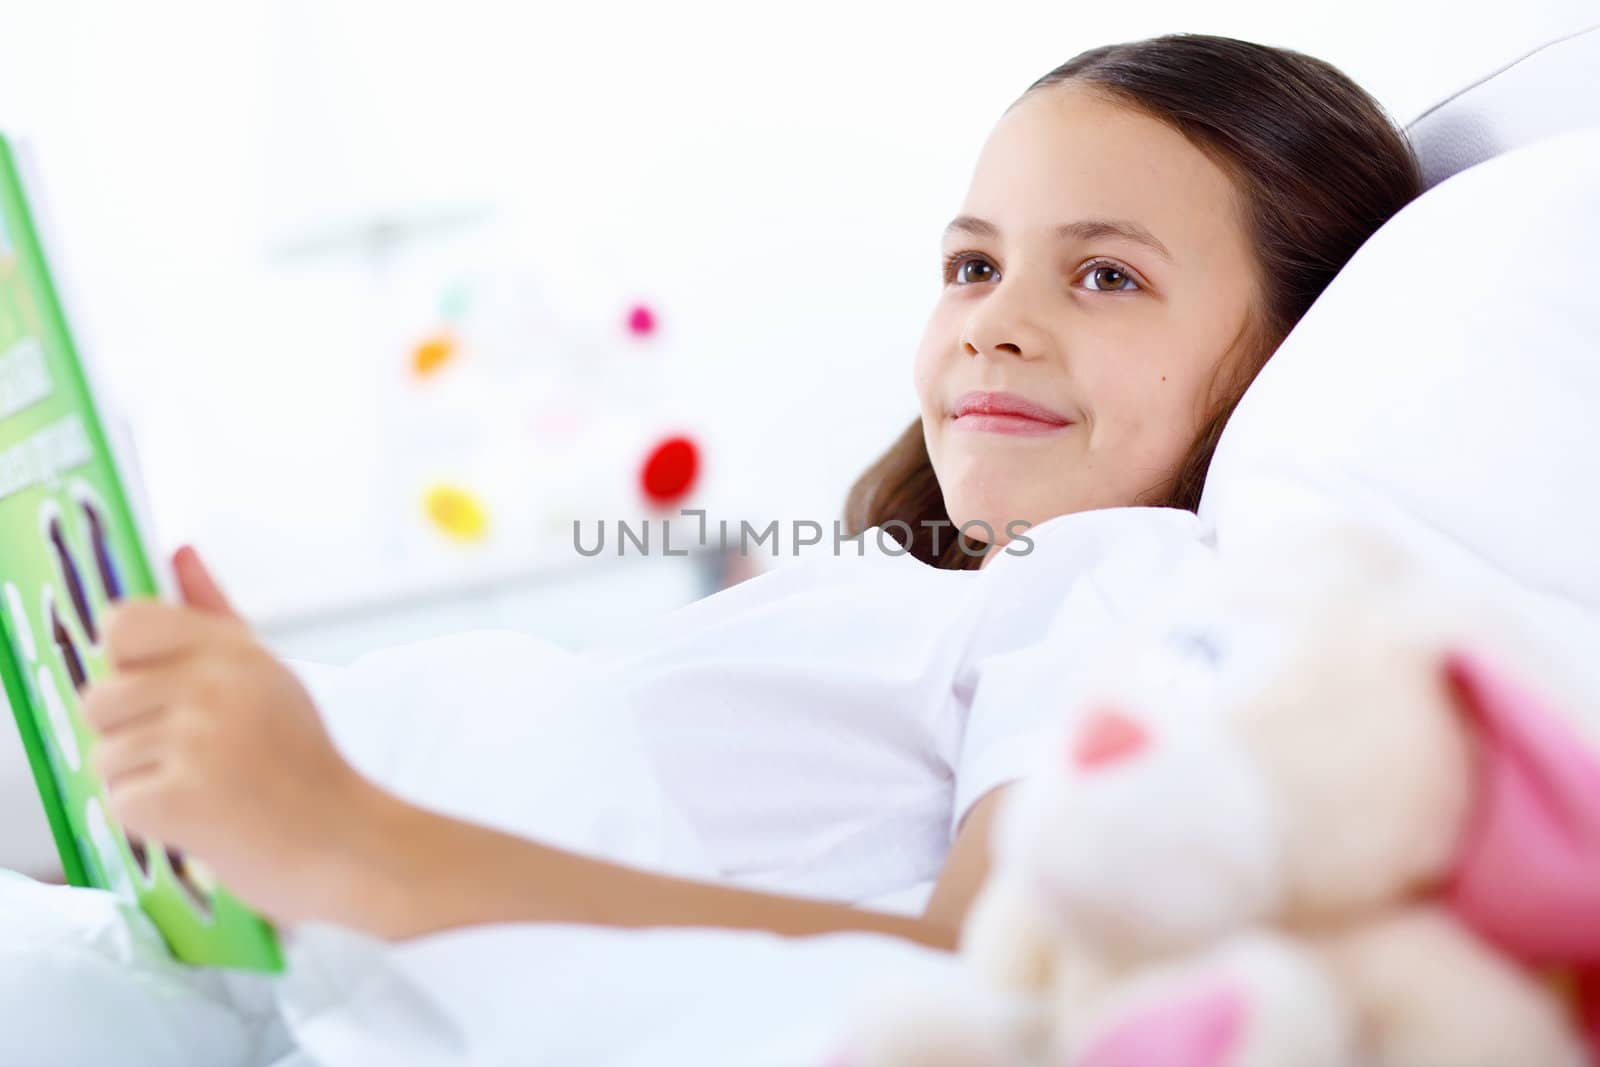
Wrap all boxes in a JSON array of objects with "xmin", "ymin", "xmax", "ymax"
[{"xmin": 0, "ymin": 133, "xmax": 282, "ymax": 972}]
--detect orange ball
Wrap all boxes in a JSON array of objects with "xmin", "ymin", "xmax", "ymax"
[{"xmin": 411, "ymin": 332, "xmax": 459, "ymax": 378}]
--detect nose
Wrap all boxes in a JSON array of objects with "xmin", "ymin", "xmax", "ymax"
[
  {"xmin": 959, "ymin": 278, "xmax": 1052, "ymax": 363},
  {"xmin": 1070, "ymin": 707, "xmax": 1150, "ymax": 769},
  {"xmin": 964, "ymin": 338, "xmax": 1022, "ymax": 357}
]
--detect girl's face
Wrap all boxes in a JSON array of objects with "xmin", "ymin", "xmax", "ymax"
[{"xmin": 914, "ymin": 82, "xmax": 1260, "ymax": 558}]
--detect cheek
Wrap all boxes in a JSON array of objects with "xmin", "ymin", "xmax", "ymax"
[
  {"xmin": 911, "ymin": 343, "xmax": 937, "ymax": 409},
  {"xmin": 912, "ymin": 307, "xmax": 959, "ymax": 421},
  {"xmin": 1138, "ymin": 413, "xmax": 1202, "ymax": 474},
  {"xmin": 908, "ymin": 321, "xmax": 951, "ymax": 475},
  {"xmin": 1091, "ymin": 362, "xmax": 1209, "ymax": 461}
]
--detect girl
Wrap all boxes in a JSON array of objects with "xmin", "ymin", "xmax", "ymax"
[{"xmin": 74, "ymin": 33, "xmax": 1421, "ymax": 955}]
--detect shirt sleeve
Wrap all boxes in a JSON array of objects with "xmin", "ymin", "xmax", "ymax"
[{"xmin": 948, "ymin": 507, "xmax": 1218, "ymax": 839}]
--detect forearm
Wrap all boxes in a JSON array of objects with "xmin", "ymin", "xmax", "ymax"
[{"xmin": 326, "ymin": 782, "xmax": 958, "ymax": 952}]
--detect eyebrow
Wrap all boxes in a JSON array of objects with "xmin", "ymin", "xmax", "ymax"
[{"xmin": 942, "ymin": 214, "xmax": 1174, "ymax": 263}]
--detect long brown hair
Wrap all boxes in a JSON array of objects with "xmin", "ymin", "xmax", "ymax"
[{"xmin": 843, "ymin": 33, "xmax": 1423, "ymax": 569}]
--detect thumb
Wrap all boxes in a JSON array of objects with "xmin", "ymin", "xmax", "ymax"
[{"xmin": 172, "ymin": 545, "xmax": 239, "ymax": 618}]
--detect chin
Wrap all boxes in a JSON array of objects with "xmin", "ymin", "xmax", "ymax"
[
  {"xmin": 941, "ymin": 500, "xmax": 1015, "ymax": 542},
  {"xmin": 951, "ymin": 496, "xmax": 1081, "ymax": 542}
]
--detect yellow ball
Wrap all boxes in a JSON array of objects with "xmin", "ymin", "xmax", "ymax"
[{"xmin": 423, "ymin": 484, "xmax": 490, "ymax": 542}]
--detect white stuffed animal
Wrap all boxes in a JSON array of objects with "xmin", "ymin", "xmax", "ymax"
[{"xmin": 834, "ymin": 524, "xmax": 1600, "ymax": 1067}]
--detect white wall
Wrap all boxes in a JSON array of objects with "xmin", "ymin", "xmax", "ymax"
[{"xmin": 0, "ymin": 0, "xmax": 1591, "ymax": 630}]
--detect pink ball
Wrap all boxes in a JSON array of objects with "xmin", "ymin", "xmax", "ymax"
[{"xmin": 626, "ymin": 303, "xmax": 657, "ymax": 337}]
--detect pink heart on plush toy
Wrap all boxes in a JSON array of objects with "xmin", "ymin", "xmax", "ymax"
[
  {"xmin": 1072, "ymin": 982, "xmax": 1245, "ymax": 1067},
  {"xmin": 1443, "ymin": 648, "xmax": 1600, "ymax": 969}
]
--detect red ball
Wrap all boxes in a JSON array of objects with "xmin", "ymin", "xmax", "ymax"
[
  {"xmin": 639, "ymin": 435, "xmax": 699, "ymax": 505},
  {"xmin": 626, "ymin": 303, "xmax": 657, "ymax": 337}
]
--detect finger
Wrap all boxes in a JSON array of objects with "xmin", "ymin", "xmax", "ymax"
[
  {"xmin": 92, "ymin": 719, "xmax": 172, "ymax": 789},
  {"xmin": 102, "ymin": 599, "xmax": 239, "ymax": 669},
  {"xmin": 173, "ymin": 545, "xmax": 238, "ymax": 619},
  {"xmin": 105, "ymin": 764, "xmax": 187, "ymax": 842},
  {"xmin": 80, "ymin": 666, "xmax": 184, "ymax": 735}
]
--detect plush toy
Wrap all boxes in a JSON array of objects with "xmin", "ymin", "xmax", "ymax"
[{"xmin": 833, "ymin": 524, "xmax": 1600, "ymax": 1067}]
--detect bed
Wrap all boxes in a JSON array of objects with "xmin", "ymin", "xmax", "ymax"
[{"xmin": 3, "ymin": 18, "xmax": 1600, "ymax": 1067}]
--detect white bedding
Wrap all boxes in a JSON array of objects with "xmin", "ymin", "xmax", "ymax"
[
  {"xmin": 0, "ymin": 871, "xmax": 959, "ymax": 1067},
  {"xmin": 0, "ymin": 628, "xmax": 960, "ymax": 1067}
]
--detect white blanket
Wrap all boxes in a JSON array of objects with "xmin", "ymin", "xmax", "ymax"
[
  {"xmin": 0, "ymin": 629, "xmax": 959, "ymax": 1066},
  {"xmin": 0, "ymin": 872, "xmax": 957, "ymax": 1067}
]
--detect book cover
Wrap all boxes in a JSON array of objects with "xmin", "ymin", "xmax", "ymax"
[{"xmin": 0, "ymin": 133, "xmax": 282, "ymax": 972}]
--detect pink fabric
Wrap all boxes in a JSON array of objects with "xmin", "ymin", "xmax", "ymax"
[
  {"xmin": 1443, "ymin": 648, "xmax": 1600, "ymax": 1061},
  {"xmin": 1582, "ymin": 974, "xmax": 1600, "ymax": 1058},
  {"xmin": 1074, "ymin": 982, "xmax": 1245, "ymax": 1067},
  {"xmin": 1443, "ymin": 649, "xmax": 1600, "ymax": 962}
]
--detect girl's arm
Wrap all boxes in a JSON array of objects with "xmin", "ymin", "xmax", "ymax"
[
  {"xmin": 82, "ymin": 548, "xmax": 1006, "ymax": 951},
  {"xmin": 332, "ymin": 777, "xmax": 1009, "ymax": 950}
]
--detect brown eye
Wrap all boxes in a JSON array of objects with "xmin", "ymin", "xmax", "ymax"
[
  {"xmin": 1082, "ymin": 262, "xmax": 1139, "ymax": 292},
  {"xmin": 944, "ymin": 254, "xmax": 998, "ymax": 286},
  {"xmin": 960, "ymin": 260, "xmax": 995, "ymax": 284}
]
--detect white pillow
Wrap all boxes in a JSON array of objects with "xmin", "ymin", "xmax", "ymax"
[
  {"xmin": 1198, "ymin": 127, "xmax": 1600, "ymax": 629},
  {"xmin": 1405, "ymin": 22, "xmax": 1600, "ymax": 189}
]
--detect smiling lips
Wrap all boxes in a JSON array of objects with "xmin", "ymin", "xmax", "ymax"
[{"xmin": 950, "ymin": 390, "xmax": 1074, "ymax": 436}]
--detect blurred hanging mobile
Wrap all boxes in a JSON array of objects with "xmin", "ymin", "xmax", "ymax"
[{"xmin": 393, "ymin": 260, "xmax": 699, "ymax": 553}]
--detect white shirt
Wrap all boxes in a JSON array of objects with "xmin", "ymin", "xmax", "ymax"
[
  {"xmin": 290, "ymin": 507, "xmax": 1216, "ymax": 913},
  {"xmin": 583, "ymin": 506, "xmax": 1216, "ymax": 905}
]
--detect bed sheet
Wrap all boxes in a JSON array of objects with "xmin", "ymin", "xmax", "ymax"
[{"xmin": 1, "ymin": 628, "xmax": 957, "ymax": 1067}]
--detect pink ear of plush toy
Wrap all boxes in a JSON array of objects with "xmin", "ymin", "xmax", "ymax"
[
  {"xmin": 1072, "ymin": 982, "xmax": 1246, "ymax": 1067},
  {"xmin": 1443, "ymin": 648, "xmax": 1600, "ymax": 1059}
]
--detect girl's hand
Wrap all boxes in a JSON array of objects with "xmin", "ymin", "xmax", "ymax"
[{"xmin": 82, "ymin": 546, "xmax": 375, "ymax": 926}]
